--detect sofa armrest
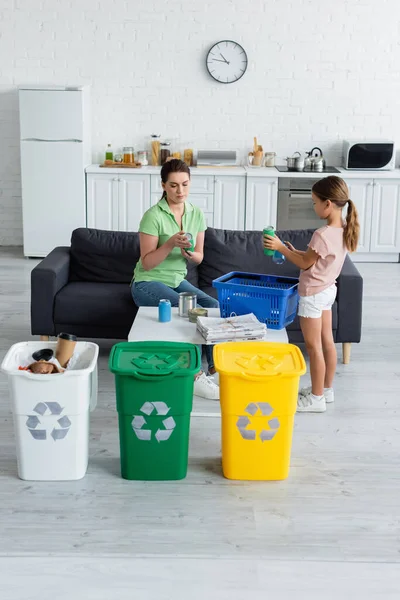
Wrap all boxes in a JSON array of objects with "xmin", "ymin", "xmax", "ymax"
[
  {"xmin": 30, "ymin": 247, "xmax": 71, "ymax": 336},
  {"xmin": 336, "ymin": 255, "xmax": 363, "ymax": 343}
]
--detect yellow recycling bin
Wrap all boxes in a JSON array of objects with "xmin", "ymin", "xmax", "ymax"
[{"xmin": 214, "ymin": 341, "xmax": 306, "ymax": 481}]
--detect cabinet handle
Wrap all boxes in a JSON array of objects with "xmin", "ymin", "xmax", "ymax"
[
  {"xmin": 368, "ymin": 182, "xmax": 373, "ymax": 186},
  {"xmin": 113, "ymin": 177, "xmax": 118, "ymax": 181}
]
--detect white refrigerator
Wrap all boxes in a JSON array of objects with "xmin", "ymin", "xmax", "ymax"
[{"xmin": 19, "ymin": 86, "xmax": 91, "ymax": 257}]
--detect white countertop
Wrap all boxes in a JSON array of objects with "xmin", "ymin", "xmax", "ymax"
[
  {"xmin": 86, "ymin": 164, "xmax": 400, "ymax": 179},
  {"xmin": 245, "ymin": 166, "xmax": 400, "ymax": 179},
  {"xmin": 86, "ymin": 164, "xmax": 246, "ymax": 176}
]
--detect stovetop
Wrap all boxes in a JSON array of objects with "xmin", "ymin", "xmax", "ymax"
[{"xmin": 276, "ymin": 166, "xmax": 341, "ymax": 174}]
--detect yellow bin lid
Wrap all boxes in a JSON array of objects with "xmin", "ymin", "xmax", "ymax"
[{"xmin": 214, "ymin": 342, "xmax": 306, "ymax": 379}]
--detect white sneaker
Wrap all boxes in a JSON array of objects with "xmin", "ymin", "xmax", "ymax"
[
  {"xmin": 300, "ymin": 386, "xmax": 334, "ymax": 404},
  {"xmin": 297, "ymin": 391, "xmax": 326, "ymax": 413},
  {"xmin": 194, "ymin": 372, "xmax": 219, "ymax": 400}
]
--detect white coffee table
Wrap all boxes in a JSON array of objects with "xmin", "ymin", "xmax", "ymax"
[
  {"xmin": 128, "ymin": 308, "xmax": 289, "ymax": 417},
  {"xmin": 128, "ymin": 307, "xmax": 289, "ymax": 344}
]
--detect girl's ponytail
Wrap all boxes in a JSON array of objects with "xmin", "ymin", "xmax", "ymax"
[
  {"xmin": 312, "ymin": 176, "xmax": 360, "ymax": 253},
  {"xmin": 344, "ymin": 199, "xmax": 360, "ymax": 253}
]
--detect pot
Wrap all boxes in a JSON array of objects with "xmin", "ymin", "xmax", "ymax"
[{"xmin": 285, "ymin": 151, "xmax": 304, "ymax": 171}]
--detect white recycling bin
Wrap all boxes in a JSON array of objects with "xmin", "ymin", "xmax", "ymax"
[{"xmin": 1, "ymin": 341, "xmax": 99, "ymax": 481}]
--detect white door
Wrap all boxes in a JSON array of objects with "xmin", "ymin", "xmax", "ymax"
[
  {"xmin": 86, "ymin": 174, "xmax": 119, "ymax": 231},
  {"xmin": 118, "ymin": 175, "xmax": 151, "ymax": 232},
  {"xmin": 370, "ymin": 180, "xmax": 400, "ymax": 252},
  {"xmin": 21, "ymin": 141, "xmax": 86, "ymax": 256},
  {"xmin": 245, "ymin": 178, "xmax": 278, "ymax": 230},
  {"xmin": 343, "ymin": 178, "xmax": 373, "ymax": 253},
  {"xmin": 214, "ymin": 176, "xmax": 246, "ymax": 230},
  {"xmin": 19, "ymin": 89, "xmax": 84, "ymax": 140}
]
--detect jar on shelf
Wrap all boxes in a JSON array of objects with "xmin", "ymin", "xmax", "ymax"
[
  {"xmin": 123, "ymin": 146, "xmax": 134, "ymax": 164},
  {"xmin": 137, "ymin": 151, "xmax": 148, "ymax": 166},
  {"xmin": 150, "ymin": 134, "xmax": 161, "ymax": 166},
  {"xmin": 160, "ymin": 142, "xmax": 171, "ymax": 165}
]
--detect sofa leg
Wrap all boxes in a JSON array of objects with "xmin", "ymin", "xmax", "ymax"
[
  {"xmin": 40, "ymin": 335, "xmax": 50, "ymax": 341},
  {"xmin": 342, "ymin": 343, "xmax": 351, "ymax": 365}
]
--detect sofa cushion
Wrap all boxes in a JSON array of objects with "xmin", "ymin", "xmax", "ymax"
[
  {"xmin": 54, "ymin": 282, "xmax": 137, "ymax": 329},
  {"xmin": 198, "ymin": 227, "xmax": 315, "ymax": 289},
  {"xmin": 69, "ymin": 228, "xmax": 140, "ymax": 283},
  {"xmin": 69, "ymin": 227, "xmax": 199, "ymax": 287}
]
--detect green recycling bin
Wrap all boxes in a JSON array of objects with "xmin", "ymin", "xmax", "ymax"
[{"xmin": 109, "ymin": 341, "xmax": 201, "ymax": 481}]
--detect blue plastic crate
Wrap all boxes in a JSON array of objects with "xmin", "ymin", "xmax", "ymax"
[{"xmin": 212, "ymin": 271, "xmax": 299, "ymax": 330}]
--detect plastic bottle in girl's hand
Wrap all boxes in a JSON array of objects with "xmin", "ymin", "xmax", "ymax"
[{"xmin": 272, "ymin": 250, "xmax": 286, "ymax": 265}]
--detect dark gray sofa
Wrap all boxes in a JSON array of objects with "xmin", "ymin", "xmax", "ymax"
[{"xmin": 31, "ymin": 227, "xmax": 363, "ymax": 362}]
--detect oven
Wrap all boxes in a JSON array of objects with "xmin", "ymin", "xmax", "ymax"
[{"xmin": 277, "ymin": 178, "xmax": 322, "ymax": 231}]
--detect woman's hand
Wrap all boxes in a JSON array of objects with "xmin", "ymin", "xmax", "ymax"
[
  {"xmin": 181, "ymin": 248, "xmax": 193, "ymax": 259},
  {"xmin": 168, "ymin": 232, "xmax": 192, "ymax": 250},
  {"xmin": 263, "ymin": 234, "xmax": 285, "ymax": 252}
]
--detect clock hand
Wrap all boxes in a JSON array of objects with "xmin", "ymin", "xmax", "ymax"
[
  {"xmin": 219, "ymin": 52, "xmax": 230, "ymax": 64},
  {"xmin": 212, "ymin": 58, "xmax": 229, "ymax": 63}
]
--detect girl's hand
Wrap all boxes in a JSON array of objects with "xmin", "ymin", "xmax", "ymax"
[
  {"xmin": 263, "ymin": 234, "xmax": 285, "ymax": 252},
  {"xmin": 168, "ymin": 232, "xmax": 192, "ymax": 249},
  {"xmin": 284, "ymin": 241, "xmax": 296, "ymax": 252}
]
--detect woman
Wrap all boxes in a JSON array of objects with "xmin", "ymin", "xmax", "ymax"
[{"xmin": 131, "ymin": 159, "xmax": 219, "ymax": 400}]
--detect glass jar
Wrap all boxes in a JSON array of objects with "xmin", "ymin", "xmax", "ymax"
[
  {"xmin": 137, "ymin": 151, "xmax": 148, "ymax": 166},
  {"xmin": 150, "ymin": 134, "xmax": 161, "ymax": 166},
  {"xmin": 160, "ymin": 142, "xmax": 171, "ymax": 165},
  {"xmin": 264, "ymin": 152, "xmax": 276, "ymax": 167},
  {"xmin": 123, "ymin": 146, "xmax": 134, "ymax": 164}
]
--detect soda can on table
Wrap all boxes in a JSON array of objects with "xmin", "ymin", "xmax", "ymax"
[{"xmin": 158, "ymin": 299, "xmax": 171, "ymax": 323}]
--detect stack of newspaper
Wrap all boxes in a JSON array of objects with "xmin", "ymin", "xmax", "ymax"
[{"xmin": 196, "ymin": 313, "xmax": 267, "ymax": 344}]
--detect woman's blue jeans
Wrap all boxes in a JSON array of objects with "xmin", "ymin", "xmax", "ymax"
[{"xmin": 131, "ymin": 279, "xmax": 219, "ymax": 371}]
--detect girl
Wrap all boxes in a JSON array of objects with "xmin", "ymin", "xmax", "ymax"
[
  {"xmin": 264, "ymin": 176, "xmax": 360, "ymax": 413},
  {"xmin": 131, "ymin": 159, "xmax": 219, "ymax": 400}
]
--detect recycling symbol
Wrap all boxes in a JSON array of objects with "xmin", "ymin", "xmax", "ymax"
[
  {"xmin": 26, "ymin": 402, "xmax": 71, "ymax": 441},
  {"xmin": 236, "ymin": 402, "xmax": 280, "ymax": 442},
  {"xmin": 131, "ymin": 401, "xmax": 176, "ymax": 443}
]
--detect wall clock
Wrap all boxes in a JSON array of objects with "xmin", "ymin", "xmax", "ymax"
[{"xmin": 206, "ymin": 40, "xmax": 248, "ymax": 84}]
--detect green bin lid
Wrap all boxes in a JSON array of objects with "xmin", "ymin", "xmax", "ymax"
[{"xmin": 109, "ymin": 341, "xmax": 201, "ymax": 378}]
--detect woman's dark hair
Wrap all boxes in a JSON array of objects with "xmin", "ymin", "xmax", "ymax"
[
  {"xmin": 160, "ymin": 159, "xmax": 190, "ymax": 199},
  {"xmin": 312, "ymin": 175, "xmax": 360, "ymax": 253}
]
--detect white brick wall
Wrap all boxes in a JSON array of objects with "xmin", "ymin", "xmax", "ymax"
[{"xmin": 1, "ymin": 0, "xmax": 399, "ymax": 245}]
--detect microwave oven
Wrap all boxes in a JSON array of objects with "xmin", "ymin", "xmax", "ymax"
[{"xmin": 343, "ymin": 140, "xmax": 396, "ymax": 170}]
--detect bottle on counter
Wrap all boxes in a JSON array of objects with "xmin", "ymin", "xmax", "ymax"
[
  {"xmin": 150, "ymin": 134, "xmax": 161, "ymax": 166},
  {"xmin": 123, "ymin": 146, "xmax": 134, "ymax": 164},
  {"xmin": 160, "ymin": 141, "xmax": 171, "ymax": 165},
  {"xmin": 105, "ymin": 143, "xmax": 113, "ymax": 161}
]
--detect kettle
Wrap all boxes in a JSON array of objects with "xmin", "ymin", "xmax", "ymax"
[{"xmin": 309, "ymin": 147, "xmax": 325, "ymax": 171}]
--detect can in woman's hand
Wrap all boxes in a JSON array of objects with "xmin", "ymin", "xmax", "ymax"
[
  {"xmin": 158, "ymin": 299, "xmax": 172, "ymax": 323},
  {"xmin": 183, "ymin": 232, "xmax": 195, "ymax": 252}
]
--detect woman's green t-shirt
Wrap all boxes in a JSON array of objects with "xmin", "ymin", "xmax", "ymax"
[{"xmin": 133, "ymin": 198, "xmax": 207, "ymax": 288}]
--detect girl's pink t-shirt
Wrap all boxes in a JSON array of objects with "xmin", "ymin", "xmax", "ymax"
[{"xmin": 298, "ymin": 226, "xmax": 347, "ymax": 297}]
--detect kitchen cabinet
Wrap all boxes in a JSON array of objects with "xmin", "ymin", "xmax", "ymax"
[
  {"xmin": 86, "ymin": 173, "xmax": 150, "ymax": 231},
  {"xmin": 370, "ymin": 180, "xmax": 400, "ymax": 252},
  {"xmin": 343, "ymin": 177, "xmax": 400, "ymax": 255},
  {"xmin": 245, "ymin": 178, "xmax": 278, "ymax": 230},
  {"xmin": 86, "ymin": 174, "xmax": 119, "ymax": 230},
  {"xmin": 214, "ymin": 176, "xmax": 246, "ymax": 230},
  {"xmin": 342, "ymin": 178, "xmax": 373, "ymax": 254},
  {"xmin": 118, "ymin": 175, "xmax": 150, "ymax": 232}
]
